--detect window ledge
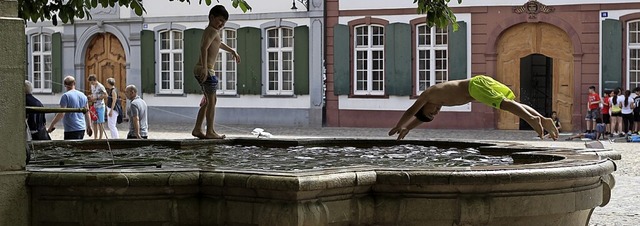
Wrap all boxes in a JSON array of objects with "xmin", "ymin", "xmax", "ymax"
[
  {"xmin": 262, "ymin": 94, "xmax": 297, "ymax": 98},
  {"xmin": 155, "ymin": 93, "xmax": 187, "ymax": 97},
  {"xmin": 217, "ymin": 93, "xmax": 240, "ymax": 98},
  {"xmin": 348, "ymin": 94, "xmax": 388, "ymax": 99}
]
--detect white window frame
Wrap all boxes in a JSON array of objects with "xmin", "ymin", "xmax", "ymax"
[
  {"xmin": 628, "ymin": 20, "xmax": 640, "ymax": 89},
  {"xmin": 265, "ymin": 27, "xmax": 294, "ymax": 95},
  {"xmin": 215, "ymin": 28, "xmax": 238, "ymax": 95},
  {"xmin": 158, "ymin": 29, "xmax": 184, "ymax": 94},
  {"xmin": 353, "ymin": 24, "xmax": 385, "ymax": 96},
  {"xmin": 30, "ymin": 33, "xmax": 53, "ymax": 93},
  {"xmin": 416, "ymin": 24, "xmax": 448, "ymax": 95}
]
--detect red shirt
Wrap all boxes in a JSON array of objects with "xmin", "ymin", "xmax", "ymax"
[
  {"xmin": 601, "ymin": 96, "xmax": 610, "ymax": 114},
  {"xmin": 588, "ymin": 93, "xmax": 601, "ymax": 110}
]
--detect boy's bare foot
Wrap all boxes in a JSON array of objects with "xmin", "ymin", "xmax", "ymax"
[
  {"xmin": 525, "ymin": 116, "xmax": 545, "ymax": 139},
  {"xmin": 541, "ymin": 117, "xmax": 559, "ymax": 140},
  {"xmin": 203, "ymin": 132, "xmax": 226, "ymax": 139},
  {"xmin": 192, "ymin": 130, "xmax": 206, "ymax": 139}
]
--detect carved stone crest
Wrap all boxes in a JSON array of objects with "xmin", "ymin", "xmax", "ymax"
[{"xmin": 513, "ymin": 0, "xmax": 555, "ymax": 19}]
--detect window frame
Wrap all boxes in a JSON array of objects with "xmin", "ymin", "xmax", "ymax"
[
  {"xmin": 157, "ymin": 29, "xmax": 184, "ymax": 94},
  {"xmin": 29, "ymin": 33, "xmax": 53, "ymax": 93},
  {"xmin": 265, "ymin": 26, "xmax": 295, "ymax": 96},
  {"xmin": 414, "ymin": 23, "xmax": 449, "ymax": 96},
  {"xmin": 215, "ymin": 28, "xmax": 238, "ymax": 95},
  {"xmin": 628, "ymin": 20, "xmax": 640, "ymax": 89},
  {"xmin": 352, "ymin": 24, "xmax": 385, "ymax": 96},
  {"xmin": 347, "ymin": 17, "xmax": 389, "ymax": 97}
]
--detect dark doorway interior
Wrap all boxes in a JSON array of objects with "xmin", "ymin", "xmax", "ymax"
[{"xmin": 519, "ymin": 54, "xmax": 553, "ymax": 130}]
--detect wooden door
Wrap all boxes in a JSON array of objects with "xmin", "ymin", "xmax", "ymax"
[
  {"xmin": 85, "ymin": 33, "xmax": 127, "ymax": 116},
  {"xmin": 496, "ymin": 23, "xmax": 574, "ymax": 131}
]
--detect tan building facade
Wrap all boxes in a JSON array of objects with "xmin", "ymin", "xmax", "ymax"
[{"xmin": 325, "ymin": 0, "xmax": 640, "ymax": 132}]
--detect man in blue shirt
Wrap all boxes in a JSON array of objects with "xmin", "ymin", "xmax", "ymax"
[{"xmin": 47, "ymin": 76, "xmax": 93, "ymax": 139}]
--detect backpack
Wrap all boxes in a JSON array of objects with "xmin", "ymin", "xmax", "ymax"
[
  {"xmin": 114, "ymin": 100, "xmax": 123, "ymax": 124},
  {"xmin": 629, "ymin": 135, "xmax": 640, "ymax": 143}
]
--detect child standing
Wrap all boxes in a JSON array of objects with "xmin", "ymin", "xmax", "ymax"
[
  {"xmin": 585, "ymin": 86, "xmax": 601, "ymax": 133},
  {"xmin": 601, "ymin": 90, "xmax": 611, "ymax": 136},
  {"xmin": 191, "ymin": 5, "xmax": 241, "ymax": 139}
]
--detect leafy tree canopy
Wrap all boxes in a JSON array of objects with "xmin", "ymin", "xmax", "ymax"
[
  {"xmin": 415, "ymin": 0, "xmax": 463, "ymax": 31},
  {"xmin": 18, "ymin": 0, "xmax": 461, "ymax": 29},
  {"xmin": 18, "ymin": 0, "xmax": 252, "ymax": 26}
]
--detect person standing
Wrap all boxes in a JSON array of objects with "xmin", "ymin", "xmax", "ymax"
[
  {"xmin": 633, "ymin": 87, "xmax": 640, "ymax": 134},
  {"xmin": 191, "ymin": 5, "xmax": 241, "ymax": 139},
  {"xmin": 88, "ymin": 74, "xmax": 107, "ymax": 139},
  {"xmin": 601, "ymin": 90, "xmax": 611, "ymax": 136},
  {"xmin": 609, "ymin": 89, "xmax": 623, "ymax": 137},
  {"xmin": 124, "ymin": 85, "xmax": 148, "ymax": 139},
  {"xmin": 585, "ymin": 86, "xmax": 601, "ymax": 133},
  {"xmin": 105, "ymin": 78, "xmax": 121, "ymax": 138},
  {"xmin": 47, "ymin": 76, "xmax": 93, "ymax": 140},
  {"xmin": 24, "ymin": 80, "xmax": 51, "ymax": 140},
  {"xmin": 620, "ymin": 90, "xmax": 636, "ymax": 135}
]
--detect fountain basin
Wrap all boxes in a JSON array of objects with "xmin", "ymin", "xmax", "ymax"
[{"xmin": 27, "ymin": 139, "xmax": 615, "ymax": 226}]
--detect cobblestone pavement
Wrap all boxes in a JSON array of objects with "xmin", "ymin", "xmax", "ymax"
[{"xmin": 46, "ymin": 123, "xmax": 639, "ymax": 225}]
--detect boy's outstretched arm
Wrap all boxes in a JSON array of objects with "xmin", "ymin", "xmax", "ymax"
[
  {"xmin": 389, "ymin": 94, "xmax": 429, "ymax": 139},
  {"xmin": 220, "ymin": 43, "xmax": 241, "ymax": 64}
]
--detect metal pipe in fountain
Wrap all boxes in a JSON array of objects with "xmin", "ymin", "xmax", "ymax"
[{"xmin": 26, "ymin": 107, "xmax": 88, "ymax": 113}]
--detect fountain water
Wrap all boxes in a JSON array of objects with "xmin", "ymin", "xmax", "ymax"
[{"xmin": 26, "ymin": 138, "xmax": 615, "ymax": 226}]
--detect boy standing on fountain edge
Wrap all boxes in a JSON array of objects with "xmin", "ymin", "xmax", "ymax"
[
  {"xmin": 192, "ymin": 5, "xmax": 241, "ymax": 139},
  {"xmin": 389, "ymin": 75, "xmax": 559, "ymax": 140}
]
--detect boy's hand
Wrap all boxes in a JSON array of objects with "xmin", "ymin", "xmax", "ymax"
[
  {"xmin": 389, "ymin": 127, "xmax": 410, "ymax": 140},
  {"xmin": 233, "ymin": 51, "xmax": 241, "ymax": 64}
]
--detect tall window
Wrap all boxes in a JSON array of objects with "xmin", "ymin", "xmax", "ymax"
[
  {"xmin": 215, "ymin": 29, "xmax": 237, "ymax": 95},
  {"xmin": 159, "ymin": 30, "xmax": 183, "ymax": 94},
  {"xmin": 629, "ymin": 20, "xmax": 640, "ymax": 89},
  {"xmin": 416, "ymin": 24, "xmax": 448, "ymax": 94},
  {"xmin": 30, "ymin": 34, "xmax": 52, "ymax": 93},
  {"xmin": 266, "ymin": 27, "xmax": 294, "ymax": 95},
  {"xmin": 354, "ymin": 25, "xmax": 384, "ymax": 95}
]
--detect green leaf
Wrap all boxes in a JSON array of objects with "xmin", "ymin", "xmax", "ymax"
[{"xmin": 91, "ymin": 0, "xmax": 97, "ymax": 8}]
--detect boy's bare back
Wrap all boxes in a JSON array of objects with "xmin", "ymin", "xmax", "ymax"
[{"xmin": 418, "ymin": 79, "xmax": 474, "ymax": 107}]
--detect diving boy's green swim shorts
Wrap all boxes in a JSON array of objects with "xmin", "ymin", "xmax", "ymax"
[{"xmin": 468, "ymin": 75, "xmax": 515, "ymax": 109}]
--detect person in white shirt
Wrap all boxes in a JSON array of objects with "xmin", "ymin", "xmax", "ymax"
[
  {"xmin": 619, "ymin": 90, "xmax": 636, "ymax": 134},
  {"xmin": 88, "ymin": 74, "xmax": 107, "ymax": 139}
]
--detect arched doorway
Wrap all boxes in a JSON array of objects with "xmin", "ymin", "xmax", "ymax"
[
  {"xmin": 496, "ymin": 23, "xmax": 574, "ymax": 132},
  {"xmin": 84, "ymin": 33, "xmax": 127, "ymax": 115},
  {"xmin": 519, "ymin": 54, "xmax": 553, "ymax": 130}
]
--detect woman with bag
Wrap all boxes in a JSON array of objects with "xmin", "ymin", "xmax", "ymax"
[{"xmin": 105, "ymin": 78, "xmax": 121, "ymax": 139}]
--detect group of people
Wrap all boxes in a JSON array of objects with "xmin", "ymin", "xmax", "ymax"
[
  {"xmin": 26, "ymin": 5, "xmax": 238, "ymax": 141},
  {"xmin": 25, "ymin": 76, "xmax": 148, "ymax": 140},
  {"xmin": 585, "ymin": 86, "xmax": 640, "ymax": 139}
]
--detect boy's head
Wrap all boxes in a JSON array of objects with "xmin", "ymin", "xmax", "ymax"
[
  {"xmin": 208, "ymin": 5, "xmax": 229, "ymax": 29},
  {"xmin": 588, "ymin": 86, "xmax": 596, "ymax": 93},
  {"xmin": 634, "ymin": 87, "xmax": 640, "ymax": 94}
]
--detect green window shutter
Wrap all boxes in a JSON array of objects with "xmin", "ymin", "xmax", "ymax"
[
  {"xmin": 237, "ymin": 27, "xmax": 262, "ymax": 95},
  {"xmin": 294, "ymin": 26, "xmax": 309, "ymax": 95},
  {"xmin": 385, "ymin": 23, "xmax": 412, "ymax": 96},
  {"xmin": 183, "ymin": 28, "xmax": 204, "ymax": 94},
  {"xmin": 140, "ymin": 30, "xmax": 155, "ymax": 93},
  {"xmin": 333, "ymin": 24, "xmax": 350, "ymax": 95},
  {"xmin": 602, "ymin": 19, "xmax": 622, "ymax": 91},
  {"xmin": 52, "ymin": 32, "xmax": 63, "ymax": 93},
  {"xmin": 448, "ymin": 21, "xmax": 467, "ymax": 81}
]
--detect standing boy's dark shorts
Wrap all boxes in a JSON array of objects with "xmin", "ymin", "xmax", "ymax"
[
  {"xmin": 634, "ymin": 110, "xmax": 640, "ymax": 122},
  {"xmin": 197, "ymin": 68, "xmax": 218, "ymax": 95}
]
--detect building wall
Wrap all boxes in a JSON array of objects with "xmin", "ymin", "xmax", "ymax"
[
  {"xmin": 26, "ymin": 0, "xmax": 325, "ymax": 127},
  {"xmin": 326, "ymin": 0, "xmax": 640, "ymax": 131}
]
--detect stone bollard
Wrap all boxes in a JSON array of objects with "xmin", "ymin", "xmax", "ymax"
[{"xmin": 0, "ymin": 0, "xmax": 30, "ymax": 225}]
